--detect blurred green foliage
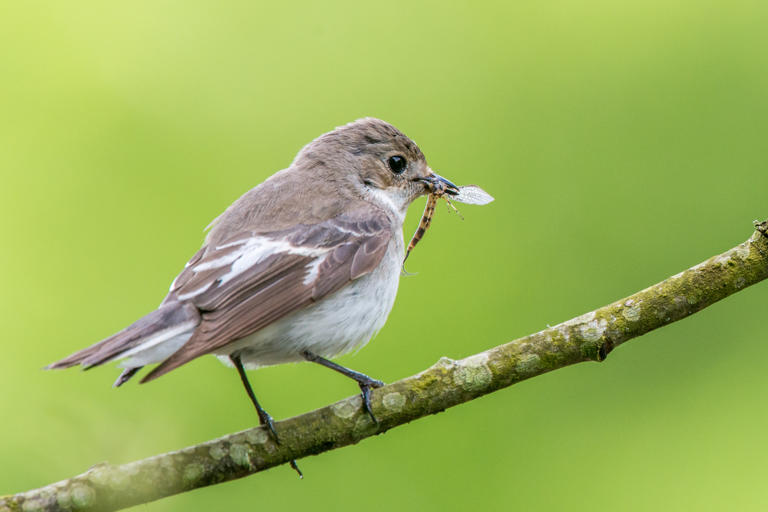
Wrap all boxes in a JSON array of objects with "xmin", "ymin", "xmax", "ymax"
[{"xmin": 2, "ymin": 1, "xmax": 768, "ymax": 510}]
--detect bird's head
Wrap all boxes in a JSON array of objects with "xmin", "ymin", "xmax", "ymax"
[{"xmin": 294, "ymin": 118, "xmax": 458, "ymax": 215}]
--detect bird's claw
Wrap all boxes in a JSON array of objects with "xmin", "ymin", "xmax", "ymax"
[
  {"xmin": 358, "ymin": 378, "xmax": 384, "ymax": 423},
  {"xmin": 257, "ymin": 409, "xmax": 303, "ymax": 477},
  {"xmin": 257, "ymin": 410, "xmax": 280, "ymax": 444}
]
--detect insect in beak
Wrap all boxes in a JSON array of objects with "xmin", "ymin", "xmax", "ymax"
[{"xmin": 402, "ymin": 181, "xmax": 494, "ymax": 274}]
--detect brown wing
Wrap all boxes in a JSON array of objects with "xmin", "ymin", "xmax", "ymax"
[{"xmin": 141, "ymin": 209, "xmax": 392, "ymax": 382}]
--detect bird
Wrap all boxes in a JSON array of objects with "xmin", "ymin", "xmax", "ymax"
[{"xmin": 46, "ymin": 117, "xmax": 461, "ymax": 438}]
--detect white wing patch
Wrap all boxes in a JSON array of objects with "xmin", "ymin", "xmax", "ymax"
[
  {"xmin": 302, "ymin": 253, "xmax": 329, "ymax": 285},
  {"xmin": 217, "ymin": 238, "xmax": 330, "ymax": 284},
  {"xmin": 177, "ymin": 236, "xmax": 333, "ymax": 300},
  {"xmin": 177, "ymin": 284, "xmax": 215, "ymax": 301},
  {"xmin": 192, "ymin": 251, "xmax": 242, "ymax": 272}
]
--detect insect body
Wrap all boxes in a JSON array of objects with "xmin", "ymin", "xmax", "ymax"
[
  {"xmin": 403, "ymin": 184, "xmax": 494, "ymax": 269},
  {"xmin": 404, "ymin": 193, "xmax": 439, "ymax": 265}
]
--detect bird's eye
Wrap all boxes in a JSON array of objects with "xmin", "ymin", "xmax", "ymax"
[{"xmin": 387, "ymin": 155, "xmax": 407, "ymax": 174}]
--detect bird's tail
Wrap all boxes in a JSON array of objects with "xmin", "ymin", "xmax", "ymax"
[{"xmin": 46, "ymin": 301, "xmax": 200, "ymax": 385}]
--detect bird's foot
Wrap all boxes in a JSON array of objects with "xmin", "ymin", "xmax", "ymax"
[
  {"xmin": 357, "ymin": 377, "xmax": 384, "ymax": 423},
  {"xmin": 256, "ymin": 407, "xmax": 302, "ymax": 478},
  {"xmin": 257, "ymin": 408, "xmax": 280, "ymax": 444}
]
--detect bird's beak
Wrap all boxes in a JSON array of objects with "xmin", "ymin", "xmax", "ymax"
[{"xmin": 414, "ymin": 171, "xmax": 459, "ymax": 196}]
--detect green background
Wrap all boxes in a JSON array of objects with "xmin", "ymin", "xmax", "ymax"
[{"xmin": 2, "ymin": 1, "xmax": 768, "ymax": 510}]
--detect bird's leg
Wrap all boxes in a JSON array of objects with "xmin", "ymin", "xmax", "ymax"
[
  {"xmin": 230, "ymin": 354, "xmax": 279, "ymax": 441},
  {"xmin": 230, "ymin": 354, "xmax": 303, "ymax": 478},
  {"xmin": 301, "ymin": 350, "xmax": 384, "ymax": 423}
]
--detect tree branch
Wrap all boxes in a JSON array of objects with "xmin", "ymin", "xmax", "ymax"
[{"xmin": 4, "ymin": 220, "xmax": 768, "ymax": 512}]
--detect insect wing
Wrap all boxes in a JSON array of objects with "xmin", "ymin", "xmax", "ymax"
[{"xmin": 453, "ymin": 185, "xmax": 494, "ymax": 205}]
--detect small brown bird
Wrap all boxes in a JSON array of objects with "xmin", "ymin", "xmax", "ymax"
[{"xmin": 47, "ymin": 118, "xmax": 492, "ymax": 439}]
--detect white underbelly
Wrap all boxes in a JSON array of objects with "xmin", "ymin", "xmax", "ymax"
[{"xmin": 214, "ymin": 242, "xmax": 402, "ymax": 369}]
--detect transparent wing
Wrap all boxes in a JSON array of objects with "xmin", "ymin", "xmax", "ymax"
[{"xmin": 452, "ymin": 185, "xmax": 494, "ymax": 205}]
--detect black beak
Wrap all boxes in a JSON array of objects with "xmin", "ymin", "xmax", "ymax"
[{"xmin": 415, "ymin": 172, "xmax": 459, "ymax": 196}]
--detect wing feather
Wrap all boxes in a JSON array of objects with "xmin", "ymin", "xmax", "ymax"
[{"xmin": 141, "ymin": 209, "xmax": 392, "ymax": 382}]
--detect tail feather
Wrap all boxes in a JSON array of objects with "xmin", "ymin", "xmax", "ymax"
[
  {"xmin": 113, "ymin": 366, "xmax": 143, "ymax": 387},
  {"xmin": 46, "ymin": 301, "xmax": 200, "ymax": 371}
]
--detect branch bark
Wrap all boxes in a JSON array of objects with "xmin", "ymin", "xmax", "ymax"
[{"xmin": 4, "ymin": 221, "xmax": 768, "ymax": 512}]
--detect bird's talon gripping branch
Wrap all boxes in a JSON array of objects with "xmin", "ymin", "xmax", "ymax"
[
  {"xmin": 359, "ymin": 383, "xmax": 378, "ymax": 423},
  {"xmin": 259, "ymin": 412, "xmax": 279, "ymax": 445},
  {"xmin": 301, "ymin": 350, "xmax": 383, "ymax": 422},
  {"xmin": 231, "ymin": 354, "xmax": 301, "ymax": 474},
  {"xmin": 356, "ymin": 376, "xmax": 384, "ymax": 423}
]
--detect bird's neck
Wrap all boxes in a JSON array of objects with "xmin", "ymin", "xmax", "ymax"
[{"xmin": 362, "ymin": 187, "xmax": 409, "ymax": 226}]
